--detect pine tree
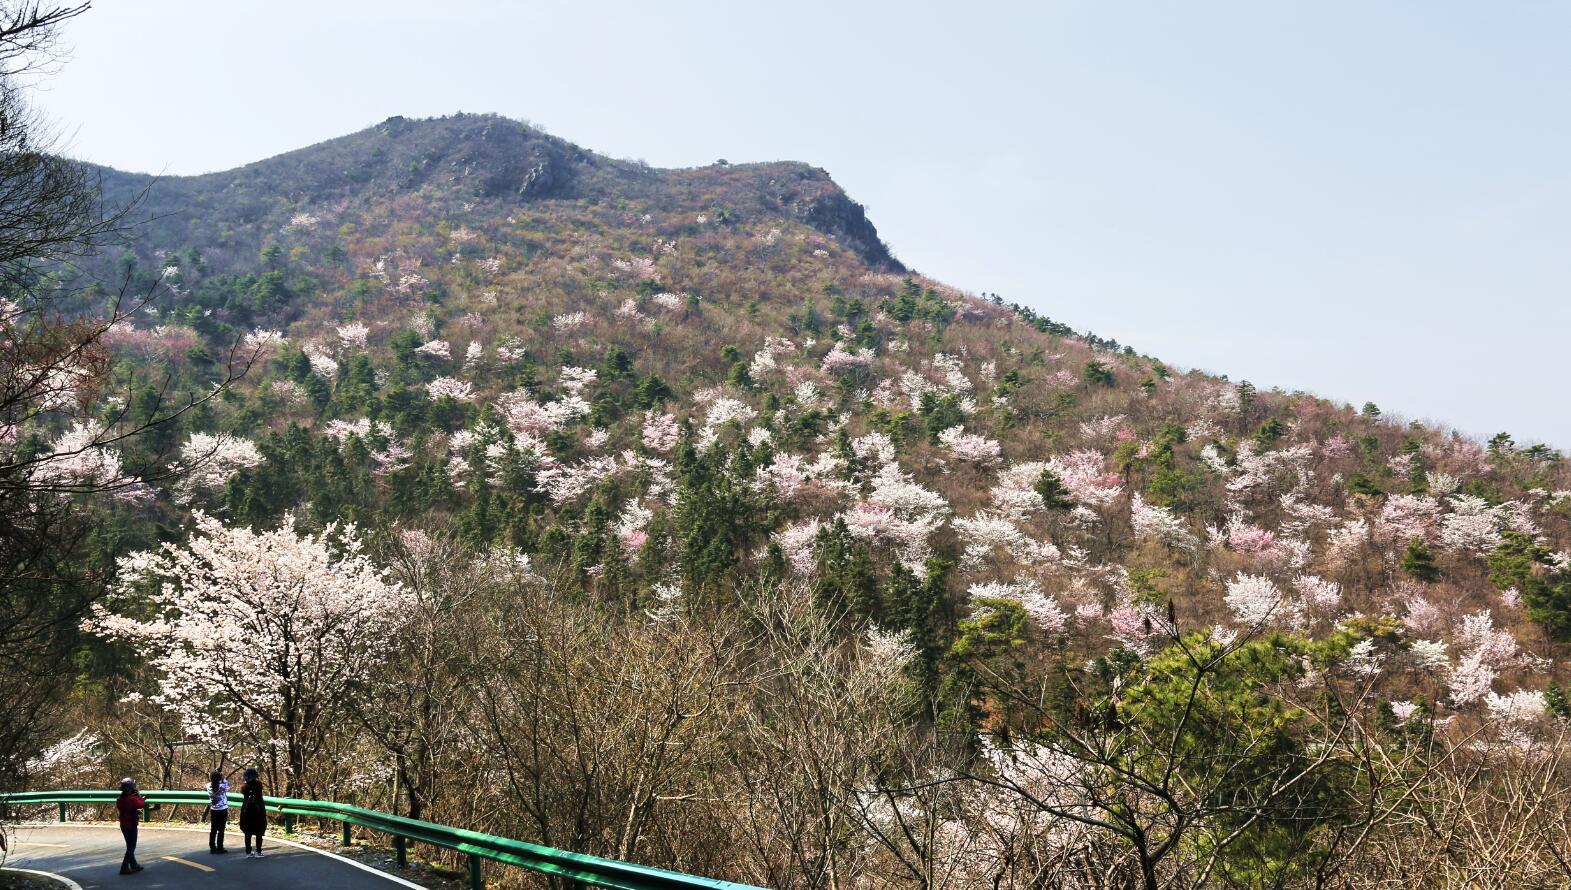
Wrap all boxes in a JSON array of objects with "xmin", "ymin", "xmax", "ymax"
[
  {"xmin": 1035, "ymin": 469, "xmax": 1074, "ymax": 511},
  {"xmin": 1400, "ymin": 539, "xmax": 1440, "ymax": 582},
  {"xmin": 458, "ymin": 472, "xmax": 495, "ymax": 550},
  {"xmin": 1082, "ymin": 360, "xmax": 1115, "ymax": 388},
  {"xmin": 572, "ymin": 497, "xmax": 613, "ymax": 579},
  {"xmin": 760, "ymin": 541, "xmax": 787, "ymax": 587},
  {"xmin": 811, "ymin": 517, "xmax": 855, "ymax": 614},
  {"xmin": 907, "ymin": 559, "xmax": 954, "ymax": 689},
  {"xmin": 1546, "ymin": 682, "xmax": 1571, "ymax": 722},
  {"xmin": 597, "ymin": 537, "xmax": 631, "ymax": 610},
  {"xmin": 846, "ymin": 542, "xmax": 880, "ymax": 624},
  {"xmin": 1489, "ymin": 531, "xmax": 1571, "ymax": 641}
]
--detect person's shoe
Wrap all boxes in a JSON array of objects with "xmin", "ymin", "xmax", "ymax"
[
  {"xmin": 254, "ymin": 851, "xmax": 264, "ymax": 858},
  {"xmin": 216, "ymin": 848, "xmax": 228, "ymax": 854},
  {"xmin": 130, "ymin": 865, "xmax": 143, "ymax": 873},
  {"xmin": 120, "ymin": 867, "xmax": 133, "ymax": 875}
]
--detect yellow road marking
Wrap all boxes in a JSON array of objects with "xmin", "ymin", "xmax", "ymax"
[
  {"xmin": 162, "ymin": 855, "xmax": 216, "ymax": 872},
  {"xmin": 14, "ymin": 841, "xmax": 70, "ymax": 847}
]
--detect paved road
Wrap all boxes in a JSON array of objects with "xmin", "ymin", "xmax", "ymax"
[{"xmin": 3, "ymin": 824, "xmax": 423, "ymax": 889}]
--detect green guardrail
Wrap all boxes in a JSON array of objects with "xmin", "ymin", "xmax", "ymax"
[{"xmin": 0, "ymin": 790, "xmax": 767, "ymax": 890}]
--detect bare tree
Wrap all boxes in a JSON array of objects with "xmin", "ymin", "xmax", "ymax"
[
  {"xmin": 468, "ymin": 567, "xmax": 752, "ymax": 883},
  {"xmin": 353, "ymin": 527, "xmax": 493, "ymax": 822}
]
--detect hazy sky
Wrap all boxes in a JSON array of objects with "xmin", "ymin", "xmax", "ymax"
[{"xmin": 35, "ymin": 1, "xmax": 1571, "ymax": 447}]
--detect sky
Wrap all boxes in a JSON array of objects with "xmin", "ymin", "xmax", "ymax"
[{"xmin": 32, "ymin": 1, "xmax": 1571, "ymax": 448}]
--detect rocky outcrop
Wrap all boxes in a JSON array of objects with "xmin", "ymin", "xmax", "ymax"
[{"xmin": 800, "ymin": 189, "xmax": 904, "ymax": 273}]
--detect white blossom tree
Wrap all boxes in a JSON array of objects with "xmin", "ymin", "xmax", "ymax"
[
  {"xmin": 86, "ymin": 512, "xmax": 409, "ymax": 795},
  {"xmin": 172, "ymin": 432, "xmax": 263, "ymax": 501}
]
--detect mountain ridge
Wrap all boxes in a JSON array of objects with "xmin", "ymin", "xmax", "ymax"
[{"xmin": 89, "ymin": 112, "xmax": 906, "ymax": 272}]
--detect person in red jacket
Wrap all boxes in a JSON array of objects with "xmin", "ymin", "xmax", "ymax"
[{"xmin": 115, "ymin": 778, "xmax": 144, "ymax": 875}]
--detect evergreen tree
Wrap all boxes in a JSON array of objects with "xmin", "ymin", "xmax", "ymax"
[
  {"xmin": 1489, "ymin": 531, "xmax": 1571, "ymax": 641},
  {"xmin": 811, "ymin": 517, "xmax": 855, "ymax": 615},
  {"xmin": 1082, "ymin": 360, "xmax": 1115, "ymax": 387},
  {"xmin": 1034, "ymin": 469, "xmax": 1074, "ymax": 511},
  {"xmin": 845, "ymin": 542, "xmax": 880, "ymax": 624},
  {"xmin": 1400, "ymin": 539, "xmax": 1440, "ymax": 582}
]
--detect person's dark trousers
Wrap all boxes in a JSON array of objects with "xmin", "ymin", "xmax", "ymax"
[
  {"xmin": 120, "ymin": 824, "xmax": 139, "ymax": 872},
  {"xmin": 209, "ymin": 809, "xmax": 228, "ymax": 852}
]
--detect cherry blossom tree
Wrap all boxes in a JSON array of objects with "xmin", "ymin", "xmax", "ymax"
[
  {"xmin": 641, "ymin": 410, "xmax": 679, "ymax": 453},
  {"xmin": 335, "ymin": 321, "xmax": 369, "ymax": 351},
  {"xmin": 414, "ymin": 339, "xmax": 451, "ymax": 360},
  {"xmin": 937, "ymin": 425, "xmax": 1003, "ymax": 467},
  {"xmin": 426, "ymin": 376, "xmax": 475, "ymax": 401},
  {"xmin": 953, "ymin": 511, "xmax": 1057, "ymax": 568},
  {"xmin": 173, "ymin": 432, "xmax": 263, "ymax": 501},
  {"xmin": 86, "ymin": 513, "xmax": 409, "ymax": 795},
  {"xmin": 754, "ymin": 452, "xmax": 811, "ymax": 501},
  {"xmin": 843, "ymin": 462, "xmax": 951, "ymax": 567},
  {"xmin": 773, "ymin": 519, "xmax": 824, "ymax": 575},
  {"xmin": 552, "ymin": 311, "xmax": 588, "ymax": 332},
  {"xmin": 1224, "ymin": 573, "xmax": 1299, "ymax": 629},
  {"xmin": 1376, "ymin": 494, "xmax": 1440, "ymax": 544},
  {"xmin": 1439, "ymin": 494, "xmax": 1505, "ymax": 555},
  {"xmin": 559, "ymin": 365, "xmax": 598, "ymax": 394},
  {"xmin": 821, "ymin": 342, "xmax": 875, "ymax": 374},
  {"xmin": 1225, "ymin": 518, "xmax": 1280, "ymax": 560},
  {"xmin": 303, "ymin": 342, "xmax": 337, "ymax": 378},
  {"xmin": 968, "ymin": 580, "xmax": 1067, "ymax": 633},
  {"xmin": 1046, "ymin": 450, "xmax": 1122, "ymax": 508},
  {"xmin": 1130, "ymin": 494, "xmax": 1197, "ymax": 552}
]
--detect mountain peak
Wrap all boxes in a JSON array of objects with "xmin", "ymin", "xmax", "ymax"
[{"xmin": 95, "ymin": 112, "xmax": 904, "ymax": 272}]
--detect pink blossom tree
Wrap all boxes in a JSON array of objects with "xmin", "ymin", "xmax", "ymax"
[
  {"xmin": 641, "ymin": 410, "xmax": 679, "ymax": 453},
  {"xmin": 821, "ymin": 342, "xmax": 875, "ymax": 374},
  {"xmin": 426, "ymin": 376, "xmax": 475, "ymax": 402}
]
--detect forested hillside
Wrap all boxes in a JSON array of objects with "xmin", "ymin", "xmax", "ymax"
[{"xmin": 14, "ymin": 112, "xmax": 1571, "ymax": 888}]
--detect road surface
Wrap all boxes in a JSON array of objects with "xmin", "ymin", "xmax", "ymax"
[{"xmin": 3, "ymin": 823, "xmax": 425, "ymax": 889}]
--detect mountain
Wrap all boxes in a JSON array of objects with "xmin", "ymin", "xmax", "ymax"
[
  {"xmin": 51, "ymin": 113, "xmax": 1571, "ymax": 887},
  {"xmin": 82, "ymin": 108, "xmax": 1571, "ymax": 693}
]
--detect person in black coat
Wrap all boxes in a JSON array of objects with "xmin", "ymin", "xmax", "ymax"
[{"xmin": 238, "ymin": 767, "xmax": 268, "ymax": 858}]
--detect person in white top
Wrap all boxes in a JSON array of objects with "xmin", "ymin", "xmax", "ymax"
[{"xmin": 207, "ymin": 769, "xmax": 230, "ymax": 854}]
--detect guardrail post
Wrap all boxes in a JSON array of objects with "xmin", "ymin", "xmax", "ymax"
[
  {"xmin": 468, "ymin": 853, "xmax": 482, "ymax": 889},
  {"xmin": 342, "ymin": 820, "xmax": 352, "ymax": 847},
  {"xmin": 284, "ymin": 813, "xmax": 294, "ymax": 835},
  {"xmin": 57, "ymin": 802, "xmax": 65, "ymax": 823},
  {"xmin": 394, "ymin": 835, "xmax": 406, "ymax": 868},
  {"xmin": 143, "ymin": 803, "xmax": 150, "ymax": 823}
]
